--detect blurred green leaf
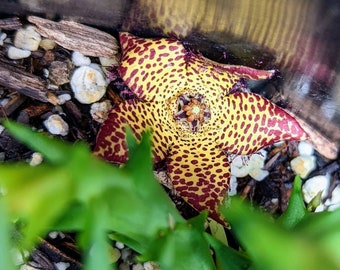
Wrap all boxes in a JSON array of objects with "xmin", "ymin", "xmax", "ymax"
[
  {"xmin": 141, "ymin": 217, "xmax": 215, "ymax": 270},
  {"xmin": 278, "ymin": 175, "xmax": 306, "ymax": 228},
  {"xmin": 294, "ymin": 209, "xmax": 340, "ymax": 267},
  {"xmin": 221, "ymin": 197, "xmax": 339, "ymax": 270},
  {"xmin": 0, "ymin": 198, "xmax": 17, "ymax": 270},
  {"xmin": 0, "ymin": 164, "xmax": 72, "ymax": 249},
  {"xmin": 79, "ymin": 198, "xmax": 115, "ymax": 270},
  {"xmin": 4, "ymin": 119, "xmax": 340, "ymax": 270},
  {"xmin": 205, "ymin": 233, "xmax": 251, "ymax": 270}
]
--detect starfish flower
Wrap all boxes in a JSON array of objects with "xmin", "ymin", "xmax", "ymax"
[{"xmin": 94, "ymin": 32, "xmax": 308, "ymax": 224}]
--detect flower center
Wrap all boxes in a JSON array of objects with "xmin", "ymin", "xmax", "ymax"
[{"xmin": 174, "ymin": 93, "xmax": 211, "ymax": 132}]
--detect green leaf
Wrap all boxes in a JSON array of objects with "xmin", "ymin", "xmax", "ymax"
[
  {"xmin": 294, "ymin": 209, "xmax": 340, "ymax": 267},
  {"xmin": 221, "ymin": 197, "xmax": 339, "ymax": 270},
  {"xmin": 0, "ymin": 164, "xmax": 72, "ymax": 249},
  {"xmin": 79, "ymin": 198, "xmax": 115, "ymax": 270},
  {"xmin": 205, "ymin": 233, "xmax": 251, "ymax": 270},
  {"xmin": 0, "ymin": 199, "xmax": 17, "ymax": 270},
  {"xmin": 278, "ymin": 175, "xmax": 307, "ymax": 228},
  {"xmin": 141, "ymin": 221, "xmax": 215, "ymax": 270}
]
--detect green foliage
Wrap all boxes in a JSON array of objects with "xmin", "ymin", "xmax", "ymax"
[{"xmin": 1, "ymin": 120, "xmax": 340, "ymax": 269}]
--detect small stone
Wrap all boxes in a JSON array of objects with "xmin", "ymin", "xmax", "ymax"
[
  {"xmin": 7, "ymin": 46, "xmax": 31, "ymax": 59},
  {"xmin": 72, "ymin": 51, "xmax": 91, "ymax": 66},
  {"xmin": 231, "ymin": 150, "xmax": 268, "ymax": 181},
  {"xmin": 119, "ymin": 262, "xmax": 130, "ymax": 270},
  {"xmin": 48, "ymin": 231, "xmax": 59, "ymax": 239},
  {"xmin": 14, "ymin": 25, "xmax": 41, "ymax": 51},
  {"xmin": 29, "ymin": 152, "xmax": 43, "ymax": 166},
  {"xmin": 0, "ymin": 98, "xmax": 9, "ymax": 106},
  {"xmin": 230, "ymin": 156, "xmax": 249, "ymax": 178},
  {"xmin": 249, "ymin": 168, "xmax": 269, "ymax": 181},
  {"xmin": 57, "ymin": 93, "xmax": 72, "ymax": 105},
  {"xmin": 48, "ymin": 61, "xmax": 71, "ymax": 86},
  {"xmin": 43, "ymin": 114, "xmax": 69, "ymax": 136},
  {"xmin": 71, "ymin": 65, "xmax": 108, "ymax": 104},
  {"xmin": 99, "ymin": 56, "xmax": 119, "ymax": 67},
  {"xmin": 43, "ymin": 68, "xmax": 49, "ymax": 78},
  {"xmin": 39, "ymin": 38, "xmax": 56, "ymax": 50},
  {"xmin": 143, "ymin": 262, "xmax": 158, "ymax": 270},
  {"xmin": 290, "ymin": 155, "xmax": 316, "ymax": 178},
  {"xmin": 132, "ymin": 263, "xmax": 144, "ymax": 270},
  {"xmin": 54, "ymin": 262, "xmax": 70, "ymax": 270},
  {"xmin": 115, "ymin": 241, "xmax": 125, "ymax": 249},
  {"xmin": 90, "ymin": 100, "xmax": 112, "ymax": 123},
  {"xmin": 325, "ymin": 185, "xmax": 340, "ymax": 211},
  {"xmin": 298, "ymin": 141, "xmax": 314, "ymax": 156},
  {"xmin": 0, "ymin": 32, "xmax": 7, "ymax": 46},
  {"xmin": 228, "ymin": 175, "xmax": 237, "ymax": 196},
  {"xmin": 302, "ymin": 175, "xmax": 330, "ymax": 203}
]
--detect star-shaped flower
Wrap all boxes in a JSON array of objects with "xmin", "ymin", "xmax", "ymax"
[{"xmin": 94, "ymin": 32, "xmax": 308, "ymax": 224}]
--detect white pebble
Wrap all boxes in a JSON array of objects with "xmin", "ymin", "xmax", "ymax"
[
  {"xmin": 290, "ymin": 155, "xmax": 316, "ymax": 178},
  {"xmin": 29, "ymin": 152, "xmax": 43, "ymax": 166},
  {"xmin": 0, "ymin": 32, "xmax": 7, "ymax": 46},
  {"xmin": 115, "ymin": 241, "xmax": 125, "ymax": 249},
  {"xmin": 90, "ymin": 100, "xmax": 112, "ymax": 123},
  {"xmin": 302, "ymin": 174, "xmax": 330, "ymax": 203},
  {"xmin": 39, "ymin": 38, "xmax": 56, "ymax": 50},
  {"xmin": 132, "ymin": 263, "xmax": 144, "ymax": 270},
  {"xmin": 72, "ymin": 51, "xmax": 91, "ymax": 66},
  {"xmin": 58, "ymin": 93, "xmax": 72, "ymax": 105},
  {"xmin": 43, "ymin": 114, "xmax": 69, "ymax": 136},
  {"xmin": 228, "ymin": 175, "xmax": 238, "ymax": 196},
  {"xmin": 298, "ymin": 141, "xmax": 314, "ymax": 156},
  {"xmin": 143, "ymin": 262, "xmax": 156, "ymax": 270},
  {"xmin": 0, "ymin": 124, "xmax": 4, "ymax": 134},
  {"xmin": 48, "ymin": 231, "xmax": 59, "ymax": 239},
  {"xmin": 99, "ymin": 56, "xmax": 119, "ymax": 67},
  {"xmin": 43, "ymin": 68, "xmax": 49, "ymax": 78},
  {"xmin": 0, "ymin": 98, "xmax": 10, "ymax": 106},
  {"xmin": 249, "ymin": 168, "xmax": 269, "ymax": 181},
  {"xmin": 7, "ymin": 46, "xmax": 31, "ymax": 59},
  {"xmin": 231, "ymin": 150, "xmax": 268, "ymax": 181},
  {"xmin": 325, "ymin": 185, "xmax": 340, "ymax": 211},
  {"xmin": 14, "ymin": 25, "xmax": 41, "ymax": 51},
  {"xmin": 54, "ymin": 262, "xmax": 70, "ymax": 270},
  {"xmin": 70, "ymin": 66, "xmax": 107, "ymax": 104}
]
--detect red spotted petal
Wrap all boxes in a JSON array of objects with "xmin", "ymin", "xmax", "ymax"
[
  {"xmin": 118, "ymin": 32, "xmax": 274, "ymax": 101},
  {"xmin": 218, "ymin": 92, "xmax": 309, "ymax": 155},
  {"xmin": 167, "ymin": 141, "xmax": 230, "ymax": 224},
  {"xmin": 118, "ymin": 32, "xmax": 187, "ymax": 101},
  {"xmin": 94, "ymin": 100, "xmax": 172, "ymax": 164},
  {"xmin": 186, "ymin": 53, "xmax": 274, "ymax": 96}
]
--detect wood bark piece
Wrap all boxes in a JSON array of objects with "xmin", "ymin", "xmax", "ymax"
[
  {"xmin": 0, "ymin": 94, "xmax": 26, "ymax": 118},
  {"xmin": 293, "ymin": 114, "xmax": 338, "ymax": 160},
  {"xmin": 0, "ymin": 60, "xmax": 59, "ymax": 105},
  {"xmin": 0, "ymin": 17, "xmax": 22, "ymax": 30},
  {"xmin": 28, "ymin": 16, "xmax": 119, "ymax": 58}
]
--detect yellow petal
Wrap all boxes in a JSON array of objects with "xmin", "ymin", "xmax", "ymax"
[
  {"xmin": 94, "ymin": 100, "xmax": 172, "ymax": 163},
  {"xmin": 167, "ymin": 141, "xmax": 230, "ymax": 224},
  {"xmin": 118, "ymin": 32, "xmax": 187, "ymax": 101},
  {"xmin": 218, "ymin": 92, "xmax": 309, "ymax": 155}
]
